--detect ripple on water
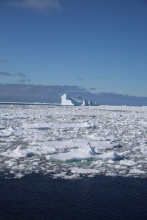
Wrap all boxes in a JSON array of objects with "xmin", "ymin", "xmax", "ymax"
[{"xmin": 0, "ymin": 175, "xmax": 147, "ymax": 220}]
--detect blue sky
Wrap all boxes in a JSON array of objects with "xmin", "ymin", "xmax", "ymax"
[{"xmin": 0, "ymin": 0, "xmax": 147, "ymax": 97}]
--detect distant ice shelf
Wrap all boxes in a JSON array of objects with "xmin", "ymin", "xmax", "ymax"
[{"xmin": 0, "ymin": 102, "xmax": 60, "ymax": 106}]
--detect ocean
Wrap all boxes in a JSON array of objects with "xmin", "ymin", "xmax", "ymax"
[{"xmin": 0, "ymin": 175, "xmax": 147, "ymax": 220}]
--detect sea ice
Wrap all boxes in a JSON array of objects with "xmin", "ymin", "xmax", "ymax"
[{"xmin": 0, "ymin": 104, "xmax": 147, "ymax": 179}]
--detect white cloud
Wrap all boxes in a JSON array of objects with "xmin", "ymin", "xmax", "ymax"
[{"xmin": 11, "ymin": 0, "xmax": 62, "ymax": 12}]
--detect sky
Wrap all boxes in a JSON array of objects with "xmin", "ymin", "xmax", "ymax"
[{"xmin": 0, "ymin": 0, "xmax": 147, "ymax": 103}]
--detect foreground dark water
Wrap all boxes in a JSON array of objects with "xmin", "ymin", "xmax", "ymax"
[{"xmin": 0, "ymin": 175, "xmax": 147, "ymax": 220}]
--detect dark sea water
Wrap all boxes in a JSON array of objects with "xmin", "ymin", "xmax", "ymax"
[{"xmin": 0, "ymin": 175, "xmax": 147, "ymax": 220}]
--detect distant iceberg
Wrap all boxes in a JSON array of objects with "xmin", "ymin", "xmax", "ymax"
[
  {"xmin": 61, "ymin": 94, "xmax": 98, "ymax": 106},
  {"xmin": 61, "ymin": 94, "xmax": 83, "ymax": 106},
  {"xmin": 82, "ymin": 100, "xmax": 98, "ymax": 106}
]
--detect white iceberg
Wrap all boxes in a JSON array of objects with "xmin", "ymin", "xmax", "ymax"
[
  {"xmin": 61, "ymin": 94, "xmax": 83, "ymax": 106},
  {"xmin": 82, "ymin": 100, "xmax": 97, "ymax": 106},
  {"xmin": 61, "ymin": 94, "xmax": 98, "ymax": 106}
]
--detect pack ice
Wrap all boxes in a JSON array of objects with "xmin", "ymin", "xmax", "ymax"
[{"xmin": 0, "ymin": 104, "xmax": 147, "ymax": 179}]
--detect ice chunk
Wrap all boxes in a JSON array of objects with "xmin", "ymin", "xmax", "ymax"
[
  {"xmin": 129, "ymin": 169, "xmax": 145, "ymax": 174},
  {"xmin": 71, "ymin": 167, "xmax": 99, "ymax": 174},
  {"xmin": 0, "ymin": 144, "xmax": 68, "ymax": 159},
  {"xmin": 1, "ymin": 146, "xmax": 35, "ymax": 158},
  {"xmin": 15, "ymin": 173, "xmax": 24, "ymax": 178},
  {"xmin": 51, "ymin": 142, "xmax": 124, "ymax": 161},
  {"xmin": 53, "ymin": 172, "xmax": 66, "ymax": 178},
  {"xmin": 5, "ymin": 160, "xmax": 17, "ymax": 167},
  {"xmin": 120, "ymin": 160, "xmax": 137, "ymax": 166},
  {"xmin": 64, "ymin": 174, "xmax": 80, "ymax": 179}
]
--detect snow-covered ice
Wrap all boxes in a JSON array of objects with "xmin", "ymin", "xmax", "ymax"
[
  {"xmin": 71, "ymin": 167, "xmax": 99, "ymax": 174},
  {"xmin": 0, "ymin": 104, "xmax": 147, "ymax": 179}
]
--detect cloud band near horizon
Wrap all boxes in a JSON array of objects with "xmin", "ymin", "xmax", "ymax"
[{"xmin": 0, "ymin": 83, "xmax": 147, "ymax": 106}]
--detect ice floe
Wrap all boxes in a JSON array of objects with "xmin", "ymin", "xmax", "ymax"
[
  {"xmin": 71, "ymin": 167, "xmax": 99, "ymax": 174},
  {"xmin": 23, "ymin": 122, "xmax": 95, "ymax": 129},
  {"xmin": 50, "ymin": 142, "xmax": 124, "ymax": 161}
]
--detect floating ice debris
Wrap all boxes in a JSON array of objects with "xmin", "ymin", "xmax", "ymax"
[
  {"xmin": 71, "ymin": 167, "xmax": 99, "ymax": 174},
  {"xmin": 120, "ymin": 160, "xmax": 137, "ymax": 166},
  {"xmin": 61, "ymin": 93, "xmax": 98, "ymax": 106},
  {"xmin": 129, "ymin": 169, "xmax": 145, "ymax": 174},
  {"xmin": 23, "ymin": 122, "xmax": 94, "ymax": 129},
  {"xmin": 15, "ymin": 173, "xmax": 25, "ymax": 178},
  {"xmin": 5, "ymin": 160, "xmax": 17, "ymax": 167},
  {"xmin": 64, "ymin": 174, "xmax": 80, "ymax": 179}
]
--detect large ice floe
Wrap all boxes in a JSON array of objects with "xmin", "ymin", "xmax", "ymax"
[
  {"xmin": 0, "ymin": 104, "xmax": 147, "ymax": 179},
  {"xmin": 61, "ymin": 93, "xmax": 98, "ymax": 106}
]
